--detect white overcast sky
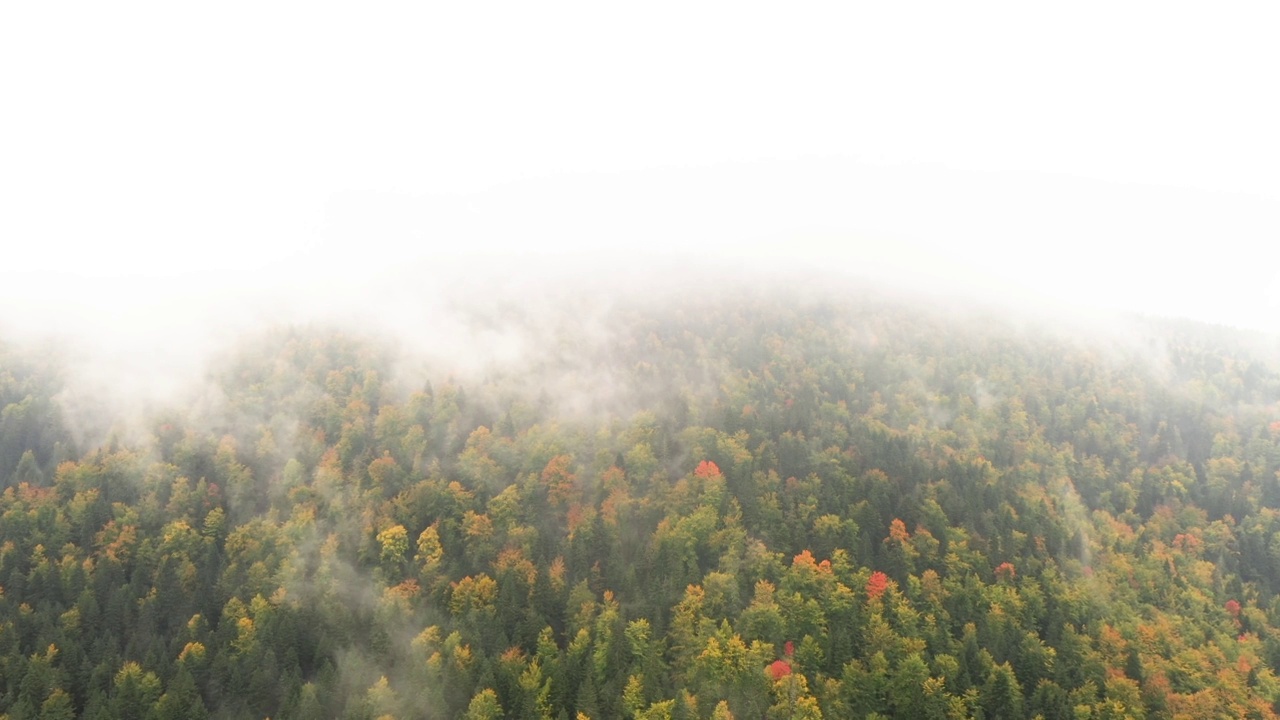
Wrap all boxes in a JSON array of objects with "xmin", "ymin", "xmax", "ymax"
[{"xmin": 3, "ymin": 1, "xmax": 1280, "ymax": 361}]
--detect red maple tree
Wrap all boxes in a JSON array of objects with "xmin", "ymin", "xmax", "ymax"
[
  {"xmin": 866, "ymin": 571, "xmax": 889, "ymax": 600},
  {"xmin": 694, "ymin": 460, "xmax": 722, "ymax": 478}
]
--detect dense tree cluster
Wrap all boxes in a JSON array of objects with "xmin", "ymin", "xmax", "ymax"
[{"xmin": 4, "ymin": 290, "xmax": 1280, "ymax": 718}]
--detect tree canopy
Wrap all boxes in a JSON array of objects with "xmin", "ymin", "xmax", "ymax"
[{"xmin": 4, "ymin": 289, "xmax": 1280, "ymax": 718}]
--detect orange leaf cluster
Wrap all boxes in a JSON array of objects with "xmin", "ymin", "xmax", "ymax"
[
  {"xmin": 886, "ymin": 518, "xmax": 910, "ymax": 544},
  {"xmin": 866, "ymin": 571, "xmax": 889, "ymax": 600},
  {"xmin": 542, "ymin": 455, "xmax": 577, "ymax": 507},
  {"xmin": 1173, "ymin": 533, "xmax": 1203, "ymax": 553},
  {"xmin": 386, "ymin": 579, "xmax": 421, "ymax": 601},
  {"xmin": 694, "ymin": 460, "xmax": 722, "ymax": 478},
  {"xmin": 791, "ymin": 550, "xmax": 834, "ymax": 574}
]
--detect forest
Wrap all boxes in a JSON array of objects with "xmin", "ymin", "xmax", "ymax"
[{"xmin": 4, "ymin": 284, "xmax": 1280, "ymax": 719}]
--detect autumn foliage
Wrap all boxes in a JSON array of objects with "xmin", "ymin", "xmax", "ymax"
[
  {"xmin": 866, "ymin": 571, "xmax": 889, "ymax": 600},
  {"xmin": 694, "ymin": 460, "xmax": 722, "ymax": 478},
  {"xmin": 886, "ymin": 517, "xmax": 910, "ymax": 543},
  {"xmin": 4, "ymin": 294, "xmax": 1280, "ymax": 718},
  {"xmin": 541, "ymin": 454, "xmax": 577, "ymax": 507}
]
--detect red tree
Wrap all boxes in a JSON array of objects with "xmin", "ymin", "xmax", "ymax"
[
  {"xmin": 866, "ymin": 571, "xmax": 889, "ymax": 600},
  {"xmin": 694, "ymin": 460, "xmax": 722, "ymax": 478}
]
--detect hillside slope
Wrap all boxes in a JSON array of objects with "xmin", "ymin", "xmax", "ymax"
[{"xmin": 3, "ymin": 290, "xmax": 1280, "ymax": 719}]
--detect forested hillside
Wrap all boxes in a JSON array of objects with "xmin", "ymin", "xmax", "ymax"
[{"xmin": 4, "ymin": 288, "xmax": 1280, "ymax": 719}]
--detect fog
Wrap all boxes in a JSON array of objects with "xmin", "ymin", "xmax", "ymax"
[
  {"xmin": 7, "ymin": 9, "xmax": 1280, "ymax": 714},
  {"xmin": 3, "ymin": 2, "xmax": 1280, "ymax": 409}
]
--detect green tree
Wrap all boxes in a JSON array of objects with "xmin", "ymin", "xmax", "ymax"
[{"xmin": 980, "ymin": 662, "xmax": 1024, "ymax": 720}]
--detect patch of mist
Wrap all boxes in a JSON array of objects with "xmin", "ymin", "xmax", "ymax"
[{"xmin": 1051, "ymin": 474, "xmax": 1094, "ymax": 577}]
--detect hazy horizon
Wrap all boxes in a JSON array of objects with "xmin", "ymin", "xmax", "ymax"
[{"xmin": 4, "ymin": 3, "xmax": 1279, "ymax": 387}]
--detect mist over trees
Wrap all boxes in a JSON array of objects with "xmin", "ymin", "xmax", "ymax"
[{"xmin": 4, "ymin": 285, "xmax": 1280, "ymax": 718}]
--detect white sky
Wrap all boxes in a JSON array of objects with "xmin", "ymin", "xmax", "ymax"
[{"xmin": 3, "ymin": 1, "xmax": 1280, "ymax": 364}]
